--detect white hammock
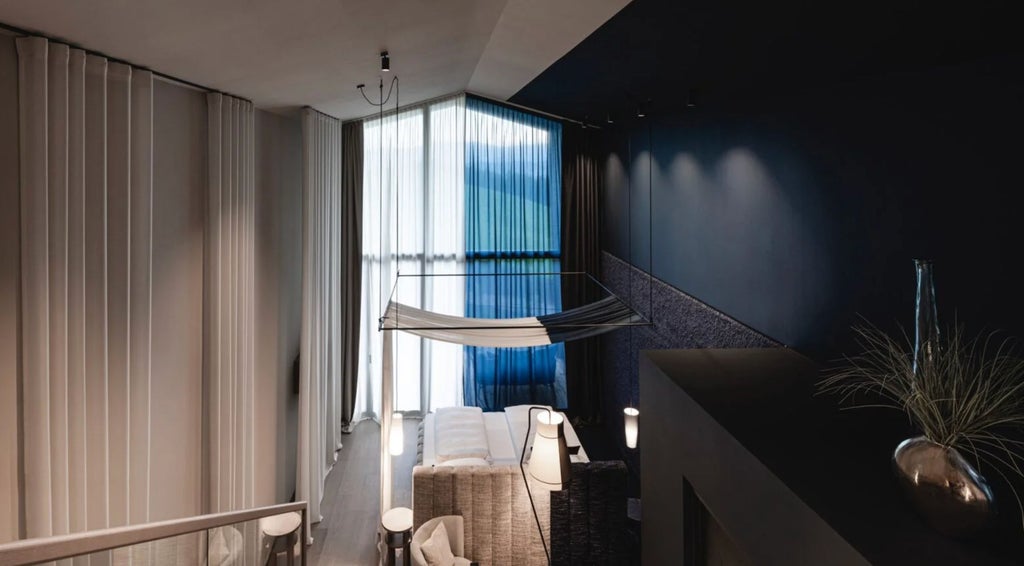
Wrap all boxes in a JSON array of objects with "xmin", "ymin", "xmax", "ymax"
[{"xmin": 379, "ymin": 295, "xmax": 639, "ymax": 347}]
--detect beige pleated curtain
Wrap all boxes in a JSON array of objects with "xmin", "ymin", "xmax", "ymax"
[
  {"xmin": 17, "ymin": 33, "xmax": 258, "ymax": 555},
  {"xmin": 17, "ymin": 36, "xmax": 156, "ymax": 544},
  {"xmin": 297, "ymin": 108, "xmax": 343, "ymax": 543},
  {"xmin": 206, "ymin": 92, "xmax": 257, "ymax": 519}
]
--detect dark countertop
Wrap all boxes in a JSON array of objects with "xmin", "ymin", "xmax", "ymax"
[{"xmin": 643, "ymin": 348, "xmax": 1024, "ymax": 566}]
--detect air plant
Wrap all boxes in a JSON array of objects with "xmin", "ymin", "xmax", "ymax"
[{"xmin": 818, "ymin": 322, "xmax": 1024, "ymax": 529}]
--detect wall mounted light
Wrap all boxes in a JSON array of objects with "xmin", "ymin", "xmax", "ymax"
[
  {"xmin": 380, "ymin": 50, "xmax": 390, "ymax": 72},
  {"xmin": 389, "ymin": 412, "xmax": 404, "ymax": 455},
  {"xmin": 624, "ymin": 407, "xmax": 639, "ymax": 449}
]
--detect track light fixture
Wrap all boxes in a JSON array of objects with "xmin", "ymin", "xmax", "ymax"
[
  {"xmin": 380, "ymin": 50, "xmax": 390, "ymax": 72},
  {"xmin": 636, "ymin": 108, "xmax": 646, "ymax": 119},
  {"xmin": 686, "ymin": 88, "xmax": 697, "ymax": 108}
]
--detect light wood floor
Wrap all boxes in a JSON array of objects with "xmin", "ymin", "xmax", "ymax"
[{"xmin": 308, "ymin": 418, "xmax": 420, "ymax": 566}]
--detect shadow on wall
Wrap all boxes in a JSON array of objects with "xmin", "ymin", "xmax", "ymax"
[{"xmin": 604, "ymin": 134, "xmax": 834, "ymax": 355}]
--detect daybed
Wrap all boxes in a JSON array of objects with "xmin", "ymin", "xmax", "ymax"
[{"xmin": 411, "ymin": 406, "xmax": 627, "ymax": 565}]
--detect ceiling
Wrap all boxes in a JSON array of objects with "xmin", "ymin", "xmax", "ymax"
[
  {"xmin": 512, "ymin": 0, "xmax": 1024, "ymax": 124},
  {"xmin": 0, "ymin": 0, "xmax": 630, "ymax": 119}
]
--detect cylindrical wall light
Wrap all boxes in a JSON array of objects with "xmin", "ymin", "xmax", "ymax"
[
  {"xmin": 624, "ymin": 407, "xmax": 639, "ymax": 449},
  {"xmin": 389, "ymin": 412, "xmax": 404, "ymax": 456}
]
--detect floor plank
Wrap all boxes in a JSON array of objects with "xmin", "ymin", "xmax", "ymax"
[{"xmin": 309, "ymin": 418, "xmax": 418, "ymax": 566}]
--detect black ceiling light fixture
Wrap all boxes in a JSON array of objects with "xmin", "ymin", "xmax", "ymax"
[
  {"xmin": 380, "ymin": 50, "xmax": 390, "ymax": 72},
  {"xmin": 636, "ymin": 97, "xmax": 652, "ymax": 119},
  {"xmin": 606, "ymin": 113, "xmax": 614, "ymax": 124},
  {"xmin": 686, "ymin": 88, "xmax": 697, "ymax": 108}
]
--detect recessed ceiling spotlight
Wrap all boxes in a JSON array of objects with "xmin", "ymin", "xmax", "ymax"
[
  {"xmin": 636, "ymin": 108, "xmax": 646, "ymax": 118},
  {"xmin": 380, "ymin": 51, "xmax": 390, "ymax": 72}
]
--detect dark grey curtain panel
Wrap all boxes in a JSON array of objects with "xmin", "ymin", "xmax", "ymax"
[
  {"xmin": 561, "ymin": 126, "xmax": 603, "ymax": 423},
  {"xmin": 340, "ymin": 121, "xmax": 363, "ymax": 432}
]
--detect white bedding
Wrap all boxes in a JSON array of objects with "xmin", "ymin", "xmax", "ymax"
[{"xmin": 422, "ymin": 406, "xmax": 588, "ymax": 467}]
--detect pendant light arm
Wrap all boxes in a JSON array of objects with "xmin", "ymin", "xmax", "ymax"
[{"xmin": 357, "ymin": 75, "xmax": 399, "ymax": 107}]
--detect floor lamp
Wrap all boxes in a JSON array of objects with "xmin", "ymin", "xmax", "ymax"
[{"xmin": 519, "ymin": 406, "xmax": 571, "ymax": 565}]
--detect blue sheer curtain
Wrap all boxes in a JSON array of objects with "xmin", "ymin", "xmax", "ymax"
[{"xmin": 463, "ymin": 96, "xmax": 566, "ymax": 410}]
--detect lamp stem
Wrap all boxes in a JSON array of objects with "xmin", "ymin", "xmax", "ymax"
[{"xmin": 519, "ymin": 406, "xmax": 552, "ymax": 566}]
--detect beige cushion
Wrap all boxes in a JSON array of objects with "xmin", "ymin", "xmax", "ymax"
[
  {"xmin": 411, "ymin": 515, "xmax": 466, "ymax": 566},
  {"xmin": 420, "ymin": 521, "xmax": 456, "ymax": 566}
]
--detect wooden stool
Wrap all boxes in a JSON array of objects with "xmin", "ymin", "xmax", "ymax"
[
  {"xmin": 260, "ymin": 511, "xmax": 302, "ymax": 566},
  {"xmin": 381, "ymin": 507, "xmax": 413, "ymax": 566}
]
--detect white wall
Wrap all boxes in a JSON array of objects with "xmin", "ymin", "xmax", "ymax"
[
  {"xmin": 255, "ymin": 109, "xmax": 303, "ymax": 506},
  {"xmin": 0, "ymin": 34, "xmax": 304, "ymax": 537}
]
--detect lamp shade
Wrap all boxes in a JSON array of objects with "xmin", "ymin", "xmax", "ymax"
[
  {"xmin": 624, "ymin": 407, "xmax": 639, "ymax": 449},
  {"xmin": 529, "ymin": 411, "xmax": 571, "ymax": 491},
  {"xmin": 389, "ymin": 412, "xmax": 404, "ymax": 456}
]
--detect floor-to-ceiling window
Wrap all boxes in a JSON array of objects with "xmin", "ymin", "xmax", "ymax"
[
  {"xmin": 357, "ymin": 96, "xmax": 465, "ymax": 418},
  {"xmin": 355, "ymin": 94, "xmax": 564, "ymax": 418},
  {"xmin": 463, "ymin": 97, "xmax": 565, "ymax": 410}
]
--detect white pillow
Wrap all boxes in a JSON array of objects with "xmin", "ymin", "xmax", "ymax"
[
  {"xmin": 420, "ymin": 521, "xmax": 456, "ymax": 566},
  {"xmin": 438, "ymin": 457, "xmax": 490, "ymax": 467},
  {"xmin": 505, "ymin": 404, "xmax": 555, "ymax": 449}
]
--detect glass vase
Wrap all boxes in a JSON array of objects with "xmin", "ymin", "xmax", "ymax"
[{"xmin": 913, "ymin": 259, "xmax": 940, "ymax": 380}]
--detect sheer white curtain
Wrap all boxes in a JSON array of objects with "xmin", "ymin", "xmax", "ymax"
[
  {"xmin": 356, "ymin": 95, "xmax": 465, "ymax": 419},
  {"xmin": 206, "ymin": 93, "xmax": 257, "ymax": 523},
  {"xmin": 423, "ymin": 98, "xmax": 466, "ymax": 411},
  {"xmin": 16, "ymin": 37, "xmax": 155, "ymax": 552},
  {"xmin": 297, "ymin": 108, "xmax": 343, "ymax": 542}
]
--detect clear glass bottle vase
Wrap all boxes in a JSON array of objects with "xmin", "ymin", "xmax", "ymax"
[{"xmin": 913, "ymin": 259, "xmax": 940, "ymax": 379}]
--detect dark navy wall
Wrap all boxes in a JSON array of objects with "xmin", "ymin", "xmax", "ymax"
[{"xmin": 602, "ymin": 55, "xmax": 1024, "ymax": 358}]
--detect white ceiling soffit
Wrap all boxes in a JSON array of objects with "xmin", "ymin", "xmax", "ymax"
[
  {"xmin": 0, "ymin": 0, "xmax": 630, "ymax": 120},
  {"xmin": 467, "ymin": 0, "xmax": 630, "ymax": 101}
]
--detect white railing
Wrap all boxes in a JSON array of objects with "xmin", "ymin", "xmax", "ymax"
[{"xmin": 0, "ymin": 501, "xmax": 308, "ymax": 566}]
